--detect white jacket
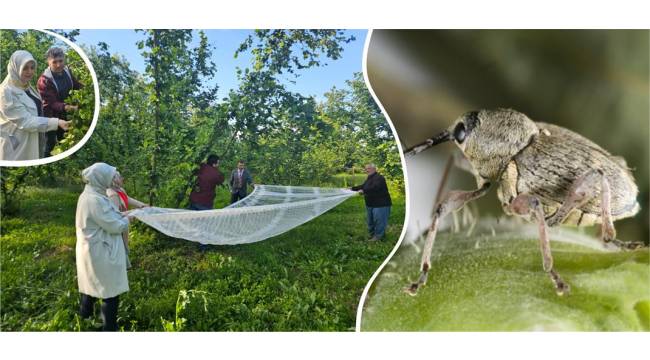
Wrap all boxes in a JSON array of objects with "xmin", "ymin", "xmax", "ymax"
[
  {"xmin": 0, "ymin": 50, "xmax": 59, "ymax": 161},
  {"xmin": 76, "ymin": 163, "xmax": 130, "ymax": 299}
]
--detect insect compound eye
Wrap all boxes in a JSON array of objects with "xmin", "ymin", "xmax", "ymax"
[{"xmin": 453, "ymin": 122, "xmax": 466, "ymax": 143}]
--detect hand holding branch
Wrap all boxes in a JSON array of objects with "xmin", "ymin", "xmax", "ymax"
[{"xmin": 58, "ymin": 119, "xmax": 71, "ymax": 131}]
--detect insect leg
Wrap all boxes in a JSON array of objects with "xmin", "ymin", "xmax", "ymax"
[
  {"xmin": 599, "ymin": 173, "xmax": 616, "ymax": 242},
  {"xmin": 600, "ymin": 174, "xmax": 644, "ymax": 249},
  {"xmin": 450, "ymin": 152, "xmax": 477, "ymax": 233},
  {"xmin": 546, "ymin": 169, "xmax": 601, "ymax": 227},
  {"xmin": 509, "ymin": 193, "xmax": 570, "ymax": 296},
  {"xmin": 404, "ymin": 183, "xmax": 490, "ymax": 296},
  {"xmin": 546, "ymin": 169, "xmax": 642, "ymax": 249}
]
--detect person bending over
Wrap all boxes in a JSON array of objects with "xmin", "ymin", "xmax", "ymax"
[{"xmin": 189, "ymin": 154, "xmax": 225, "ymax": 251}]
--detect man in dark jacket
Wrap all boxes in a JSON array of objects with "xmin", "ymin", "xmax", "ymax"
[
  {"xmin": 351, "ymin": 164, "xmax": 392, "ymax": 241},
  {"xmin": 189, "ymin": 154, "xmax": 225, "ymax": 251},
  {"xmin": 229, "ymin": 160, "xmax": 255, "ymax": 204},
  {"xmin": 37, "ymin": 47, "xmax": 82, "ymax": 157}
]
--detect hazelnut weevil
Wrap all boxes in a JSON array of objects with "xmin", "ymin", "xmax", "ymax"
[{"xmin": 403, "ymin": 108, "xmax": 643, "ymax": 296}]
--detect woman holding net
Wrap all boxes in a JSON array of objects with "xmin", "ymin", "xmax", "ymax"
[
  {"xmin": 76, "ymin": 162, "xmax": 133, "ymax": 331},
  {"xmin": 106, "ymin": 171, "xmax": 149, "ymax": 269}
]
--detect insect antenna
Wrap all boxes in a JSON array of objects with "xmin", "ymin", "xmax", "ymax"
[{"xmin": 403, "ymin": 130, "xmax": 452, "ymax": 157}]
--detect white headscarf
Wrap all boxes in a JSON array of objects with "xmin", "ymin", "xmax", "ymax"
[
  {"xmin": 1, "ymin": 50, "xmax": 40, "ymax": 97},
  {"xmin": 82, "ymin": 163, "xmax": 117, "ymax": 193}
]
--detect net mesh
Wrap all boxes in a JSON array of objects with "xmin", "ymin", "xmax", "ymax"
[{"xmin": 130, "ymin": 185, "xmax": 356, "ymax": 245}]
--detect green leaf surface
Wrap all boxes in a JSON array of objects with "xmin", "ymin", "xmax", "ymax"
[{"xmin": 361, "ymin": 219, "xmax": 650, "ymax": 331}]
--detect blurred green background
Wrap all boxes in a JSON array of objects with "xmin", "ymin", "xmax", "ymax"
[{"xmin": 367, "ymin": 30, "xmax": 649, "ymax": 243}]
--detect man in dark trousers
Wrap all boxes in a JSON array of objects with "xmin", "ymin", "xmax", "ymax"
[
  {"xmin": 189, "ymin": 154, "xmax": 225, "ymax": 251},
  {"xmin": 351, "ymin": 164, "xmax": 392, "ymax": 241},
  {"xmin": 229, "ymin": 160, "xmax": 254, "ymax": 204},
  {"xmin": 37, "ymin": 46, "xmax": 82, "ymax": 157}
]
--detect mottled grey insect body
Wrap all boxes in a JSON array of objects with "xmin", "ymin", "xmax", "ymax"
[
  {"xmin": 410, "ymin": 108, "xmax": 639, "ymax": 226},
  {"xmin": 403, "ymin": 108, "xmax": 642, "ymax": 296},
  {"xmin": 502, "ymin": 122, "xmax": 639, "ymax": 226}
]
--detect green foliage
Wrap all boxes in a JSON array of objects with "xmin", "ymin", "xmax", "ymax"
[
  {"xmin": 1, "ymin": 167, "xmax": 34, "ymax": 214},
  {"xmin": 318, "ymin": 73, "xmax": 402, "ymax": 186},
  {"xmin": 50, "ymin": 30, "xmax": 80, "ymax": 42},
  {"xmin": 50, "ymin": 48, "xmax": 95, "ymax": 155},
  {"xmin": 3, "ymin": 30, "xmax": 402, "ymax": 209},
  {"xmin": 135, "ymin": 29, "xmax": 219, "ymax": 205},
  {"xmin": 1, "ymin": 30, "xmax": 407, "ymax": 331},
  {"xmin": 361, "ymin": 219, "xmax": 650, "ymax": 331},
  {"xmin": 236, "ymin": 30, "xmax": 355, "ymax": 75},
  {"xmin": 1, "ymin": 29, "xmax": 53, "ymax": 80},
  {"xmin": 160, "ymin": 290, "xmax": 208, "ymax": 331},
  {"xmin": 0, "ymin": 29, "xmax": 95, "ymax": 157},
  {"xmin": 1, "ymin": 185, "xmax": 405, "ymax": 331}
]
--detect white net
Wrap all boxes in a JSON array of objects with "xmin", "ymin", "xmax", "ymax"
[{"xmin": 130, "ymin": 185, "xmax": 356, "ymax": 245}]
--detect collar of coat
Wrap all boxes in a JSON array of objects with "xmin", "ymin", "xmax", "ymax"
[
  {"xmin": 0, "ymin": 83, "xmax": 40, "ymax": 112},
  {"xmin": 42, "ymin": 66, "xmax": 73, "ymax": 93},
  {"xmin": 0, "ymin": 83, "xmax": 41, "ymax": 135}
]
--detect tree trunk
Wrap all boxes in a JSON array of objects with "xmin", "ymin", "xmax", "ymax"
[{"xmin": 149, "ymin": 30, "xmax": 161, "ymax": 206}]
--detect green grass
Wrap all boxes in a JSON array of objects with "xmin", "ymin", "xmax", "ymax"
[
  {"xmin": 361, "ymin": 219, "xmax": 650, "ymax": 331},
  {"xmin": 332, "ymin": 173, "xmax": 368, "ymax": 189},
  {"xmin": 1, "ymin": 185, "xmax": 404, "ymax": 331}
]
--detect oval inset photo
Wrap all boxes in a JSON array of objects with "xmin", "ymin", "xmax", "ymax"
[{"xmin": 0, "ymin": 29, "xmax": 99, "ymax": 166}]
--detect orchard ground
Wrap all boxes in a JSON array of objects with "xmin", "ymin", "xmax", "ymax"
[{"xmin": 1, "ymin": 175, "xmax": 404, "ymax": 331}]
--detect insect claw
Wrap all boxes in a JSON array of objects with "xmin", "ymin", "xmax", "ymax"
[
  {"xmin": 550, "ymin": 269, "xmax": 570, "ymax": 296},
  {"xmin": 608, "ymin": 238, "xmax": 645, "ymax": 251},
  {"xmin": 622, "ymin": 241, "xmax": 644, "ymax": 250},
  {"xmin": 403, "ymin": 283, "xmax": 419, "ymax": 296},
  {"xmin": 555, "ymin": 283, "xmax": 570, "ymax": 297},
  {"xmin": 630, "ymin": 242, "xmax": 645, "ymax": 250},
  {"xmin": 404, "ymin": 268, "xmax": 430, "ymax": 296}
]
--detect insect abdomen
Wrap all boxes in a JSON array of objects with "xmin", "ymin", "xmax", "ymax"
[{"xmin": 512, "ymin": 123, "xmax": 639, "ymax": 224}]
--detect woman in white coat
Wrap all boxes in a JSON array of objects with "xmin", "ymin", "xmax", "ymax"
[
  {"xmin": 76, "ymin": 162, "xmax": 132, "ymax": 331},
  {"xmin": 0, "ymin": 50, "xmax": 70, "ymax": 162}
]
